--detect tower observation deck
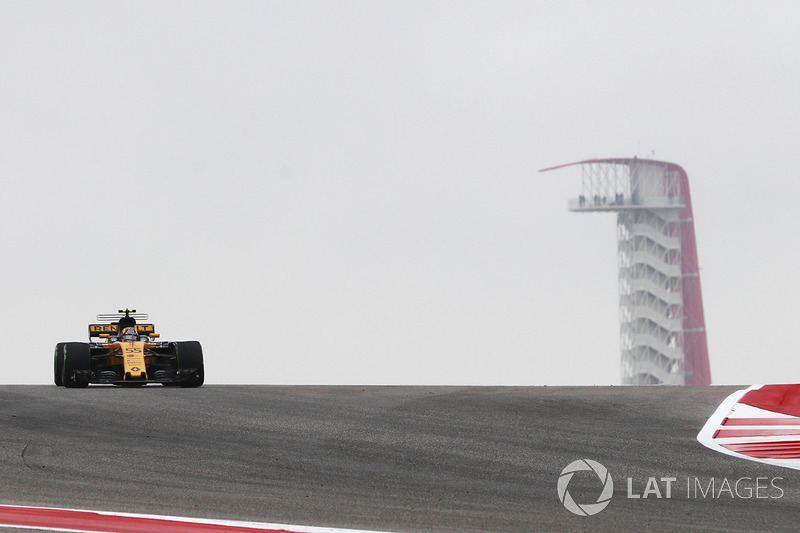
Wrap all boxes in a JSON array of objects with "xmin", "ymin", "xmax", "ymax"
[{"xmin": 542, "ymin": 158, "xmax": 711, "ymax": 385}]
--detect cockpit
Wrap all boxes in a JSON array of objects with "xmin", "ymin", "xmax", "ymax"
[{"xmin": 120, "ymin": 327, "xmax": 139, "ymax": 342}]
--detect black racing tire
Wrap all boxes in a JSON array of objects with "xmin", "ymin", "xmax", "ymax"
[
  {"xmin": 54, "ymin": 343, "xmax": 66, "ymax": 386},
  {"xmin": 62, "ymin": 342, "xmax": 91, "ymax": 388},
  {"xmin": 175, "ymin": 341, "xmax": 204, "ymax": 388}
]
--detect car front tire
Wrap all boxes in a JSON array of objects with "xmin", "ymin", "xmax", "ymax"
[
  {"xmin": 62, "ymin": 342, "xmax": 91, "ymax": 388},
  {"xmin": 175, "ymin": 341, "xmax": 204, "ymax": 388}
]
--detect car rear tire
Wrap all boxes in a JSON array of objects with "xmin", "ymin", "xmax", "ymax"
[
  {"xmin": 62, "ymin": 342, "xmax": 91, "ymax": 388},
  {"xmin": 175, "ymin": 341, "xmax": 204, "ymax": 388},
  {"xmin": 54, "ymin": 343, "xmax": 66, "ymax": 386}
]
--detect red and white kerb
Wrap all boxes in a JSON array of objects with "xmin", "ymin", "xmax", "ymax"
[{"xmin": 698, "ymin": 384, "xmax": 800, "ymax": 469}]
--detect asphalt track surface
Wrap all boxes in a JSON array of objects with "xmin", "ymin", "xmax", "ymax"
[{"xmin": 0, "ymin": 385, "xmax": 798, "ymax": 532}]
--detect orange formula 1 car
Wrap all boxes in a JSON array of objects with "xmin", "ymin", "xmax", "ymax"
[{"xmin": 54, "ymin": 309, "xmax": 204, "ymax": 388}]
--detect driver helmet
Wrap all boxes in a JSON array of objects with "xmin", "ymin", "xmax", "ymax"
[{"xmin": 121, "ymin": 327, "xmax": 138, "ymax": 341}]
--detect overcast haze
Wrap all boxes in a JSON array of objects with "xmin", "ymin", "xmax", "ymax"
[{"xmin": 2, "ymin": 1, "xmax": 799, "ymax": 385}]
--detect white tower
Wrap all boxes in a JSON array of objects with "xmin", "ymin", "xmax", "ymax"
[{"xmin": 542, "ymin": 158, "xmax": 711, "ymax": 385}]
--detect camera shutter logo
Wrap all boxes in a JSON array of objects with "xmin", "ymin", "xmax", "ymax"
[{"xmin": 557, "ymin": 459, "xmax": 614, "ymax": 516}]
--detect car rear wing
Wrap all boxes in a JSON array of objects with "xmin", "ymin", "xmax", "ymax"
[
  {"xmin": 89, "ymin": 323, "xmax": 156, "ymax": 338},
  {"xmin": 96, "ymin": 312, "xmax": 149, "ymax": 322}
]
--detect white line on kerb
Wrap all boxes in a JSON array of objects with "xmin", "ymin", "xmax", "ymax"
[{"xmin": 0, "ymin": 504, "xmax": 395, "ymax": 533}]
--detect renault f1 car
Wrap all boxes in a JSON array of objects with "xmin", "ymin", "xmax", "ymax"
[{"xmin": 54, "ymin": 309, "xmax": 204, "ymax": 388}]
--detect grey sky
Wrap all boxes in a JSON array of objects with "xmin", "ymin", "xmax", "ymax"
[{"xmin": 2, "ymin": 1, "xmax": 799, "ymax": 385}]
